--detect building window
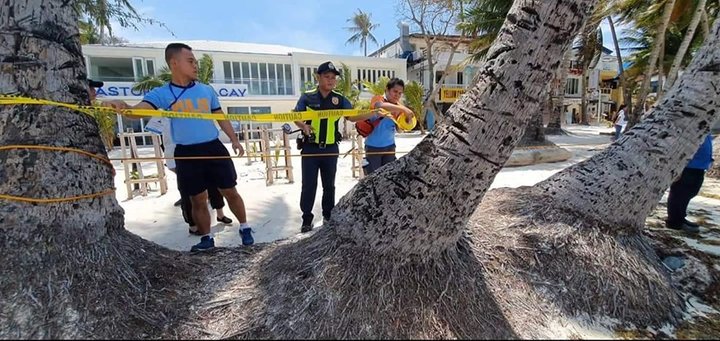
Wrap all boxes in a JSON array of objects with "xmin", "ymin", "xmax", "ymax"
[
  {"xmin": 457, "ymin": 71, "xmax": 464, "ymax": 85},
  {"xmin": 565, "ymin": 78, "xmax": 580, "ymax": 95},
  {"xmin": 284, "ymin": 64, "xmax": 292, "ymax": 95},
  {"xmin": 87, "ymin": 56, "xmax": 137, "ymax": 82},
  {"xmin": 223, "ymin": 61, "xmax": 293, "ymax": 95},
  {"xmin": 132, "ymin": 57, "xmax": 155, "ymax": 81},
  {"xmin": 300, "ymin": 66, "xmax": 319, "ymax": 92},
  {"xmin": 435, "ymin": 71, "xmax": 444, "ymax": 83}
]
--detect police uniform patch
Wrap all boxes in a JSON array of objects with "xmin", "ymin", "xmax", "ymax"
[{"xmin": 332, "ymin": 97, "xmax": 339, "ymax": 105}]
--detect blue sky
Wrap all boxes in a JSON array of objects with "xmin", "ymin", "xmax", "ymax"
[
  {"xmin": 114, "ymin": 0, "xmax": 629, "ymax": 56},
  {"xmin": 115, "ymin": 0, "xmax": 405, "ymax": 56}
]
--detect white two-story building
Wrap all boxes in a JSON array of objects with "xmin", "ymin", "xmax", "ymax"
[{"xmin": 82, "ymin": 40, "xmax": 406, "ymax": 143}]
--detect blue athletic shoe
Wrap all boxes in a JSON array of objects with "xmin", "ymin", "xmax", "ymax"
[
  {"xmin": 240, "ymin": 227, "xmax": 254, "ymax": 246},
  {"xmin": 190, "ymin": 236, "xmax": 215, "ymax": 253}
]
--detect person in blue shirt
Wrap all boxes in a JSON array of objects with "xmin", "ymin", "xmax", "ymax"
[
  {"xmin": 102, "ymin": 43, "xmax": 253, "ymax": 252},
  {"xmin": 292, "ymin": 61, "xmax": 376, "ymax": 233},
  {"xmin": 666, "ymin": 134, "xmax": 715, "ymax": 233},
  {"xmin": 363, "ymin": 78, "xmax": 415, "ymax": 174}
]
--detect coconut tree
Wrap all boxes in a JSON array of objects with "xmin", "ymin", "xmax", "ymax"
[
  {"xmin": 344, "ymin": 8, "xmax": 379, "ymax": 56},
  {"xmin": 625, "ymin": 0, "xmax": 678, "ymax": 126},
  {"xmin": 403, "ymin": 80, "xmax": 426, "ymax": 131},
  {"xmin": 335, "ymin": 63, "xmax": 360, "ymax": 137},
  {"xmin": 607, "ymin": 14, "xmax": 633, "ymax": 118},
  {"xmin": 361, "ymin": 76, "xmax": 390, "ymax": 96},
  {"xmin": 664, "ymin": 0, "xmax": 709, "ymax": 90}
]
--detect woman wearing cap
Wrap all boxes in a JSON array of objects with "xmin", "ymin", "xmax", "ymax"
[{"xmin": 360, "ymin": 78, "xmax": 416, "ymax": 174}]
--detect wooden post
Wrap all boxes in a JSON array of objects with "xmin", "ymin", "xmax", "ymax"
[
  {"xmin": 283, "ymin": 132, "xmax": 294, "ymax": 184},
  {"xmin": 243, "ymin": 128, "xmax": 252, "ymax": 165},
  {"xmin": 151, "ymin": 134, "xmax": 168, "ymax": 195},
  {"xmin": 262, "ymin": 128, "xmax": 272, "ymax": 186},
  {"xmin": 351, "ymin": 132, "xmax": 365, "ymax": 179},
  {"xmin": 119, "ymin": 129, "xmax": 133, "ymax": 199},
  {"xmin": 128, "ymin": 132, "xmax": 147, "ymax": 196}
]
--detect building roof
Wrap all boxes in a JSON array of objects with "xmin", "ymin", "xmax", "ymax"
[
  {"xmin": 370, "ymin": 33, "xmax": 474, "ymax": 57},
  {"xmin": 96, "ymin": 40, "xmax": 327, "ymax": 56}
]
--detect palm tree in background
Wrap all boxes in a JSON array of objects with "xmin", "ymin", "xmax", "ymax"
[
  {"xmin": 75, "ymin": 0, "xmax": 171, "ymax": 45},
  {"xmin": 345, "ymin": 9, "xmax": 379, "ymax": 56},
  {"xmin": 456, "ymin": 0, "xmax": 512, "ymax": 60}
]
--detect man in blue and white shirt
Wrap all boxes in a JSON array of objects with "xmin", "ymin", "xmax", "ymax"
[{"xmin": 103, "ymin": 43, "xmax": 253, "ymax": 252}]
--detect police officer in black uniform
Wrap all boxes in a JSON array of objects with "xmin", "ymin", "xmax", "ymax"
[{"xmin": 293, "ymin": 61, "xmax": 375, "ymax": 233}]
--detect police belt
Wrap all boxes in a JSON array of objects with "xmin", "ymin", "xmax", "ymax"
[{"xmin": 303, "ymin": 141, "xmax": 338, "ymax": 149}]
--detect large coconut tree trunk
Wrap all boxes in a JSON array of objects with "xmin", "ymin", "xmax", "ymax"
[
  {"xmin": 328, "ymin": 0, "xmax": 596, "ymax": 257},
  {"xmin": 630, "ymin": 0, "xmax": 678, "ymax": 127},
  {"xmin": 0, "ymin": 1, "xmax": 195, "ymax": 338},
  {"xmin": 664, "ymin": 0, "xmax": 707, "ymax": 92},
  {"xmin": 470, "ymin": 15, "xmax": 720, "ymax": 330},
  {"xmin": 540, "ymin": 24, "xmax": 720, "ymax": 230}
]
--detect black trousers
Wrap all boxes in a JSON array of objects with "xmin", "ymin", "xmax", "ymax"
[
  {"xmin": 667, "ymin": 168, "xmax": 705, "ymax": 227},
  {"xmin": 364, "ymin": 144, "xmax": 396, "ymax": 175},
  {"xmin": 180, "ymin": 186, "xmax": 225, "ymax": 227},
  {"xmin": 300, "ymin": 143, "xmax": 339, "ymax": 225}
]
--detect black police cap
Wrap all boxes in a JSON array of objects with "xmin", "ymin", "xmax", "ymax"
[{"xmin": 316, "ymin": 61, "xmax": 341, "ymax": 76}]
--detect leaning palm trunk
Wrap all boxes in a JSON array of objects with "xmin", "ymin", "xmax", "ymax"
[
  {"xmin": 0, "ymin": 0, "xmax": 195, "ymax": 338},
  {"xmin": 630, "ymin": 0, "xmax": 678, "ymax": 127},
  {"xmin": 664, "ymin": 0, "xmax": 708, "ymax": 92}
]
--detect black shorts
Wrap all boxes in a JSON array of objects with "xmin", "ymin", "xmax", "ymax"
[{"xmin": 174, "ymin": 139, "xmax": 237, "ymax": 196}]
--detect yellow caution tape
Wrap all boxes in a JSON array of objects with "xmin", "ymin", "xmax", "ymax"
[{"xmin": 0, "ymin": 95, "xmax": 377, "ymax": 122}]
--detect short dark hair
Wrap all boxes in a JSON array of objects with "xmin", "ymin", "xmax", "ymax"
[
  {"xmin": 386, "ymin": 78, "xmax": 405, "ymax": 90},
  {"xmin": 165, "ymin": 43, "xmax": 192, "ymax": 63}
]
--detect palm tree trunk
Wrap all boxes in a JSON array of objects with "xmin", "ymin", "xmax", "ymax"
[
  {"xmin": 608, "ymin": 15, "xmax": 630, "ymax": 111},
  {"xmin": 1, "ymin": 1, "xmax": 192, "ymax": 338},
  {"xmin": 630, "ymin": 0, "xmax": 678, "ymax": 127},
  {"xmin": 580, "ymin": 67, "xmax": 590, "ymax": 124},
  {"xmin": 540, "ymin": 23, "xmax": 720, "ymax": 230},
  {"xmin": 546, "ymin": 54, "xmax": 571, "ymax": 134},
  {"xmin": 424, "ymin": 42, "xmax": 460, "ymax": 125},
  {"xmin": 518, "ymin": 96, "xmax": 550, "ymax": 146},
  {"xmin": 664, "ymin": 0, "xmax": 707, "ymax": 92},
  {"xmin": 332, "ymin": 0, "xmax": 595, "ymax": 256},
  {"xmin": 700, "ymin": 8, "xmax": 710, "ymax": 38}
]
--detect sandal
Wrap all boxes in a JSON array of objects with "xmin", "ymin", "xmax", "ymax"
[{"xmin": 217, "ymin": 216, "xmax": 233, "ymax": 225}]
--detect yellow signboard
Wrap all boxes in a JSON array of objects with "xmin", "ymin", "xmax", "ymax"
[{"xmin": 438, "ymin": 87, "xmax": 466, "ymax": 103}]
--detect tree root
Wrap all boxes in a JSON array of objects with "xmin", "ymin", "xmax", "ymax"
[{"xmin": 0, "ymin": 229, "xmax": 201, "ymax": 339}]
